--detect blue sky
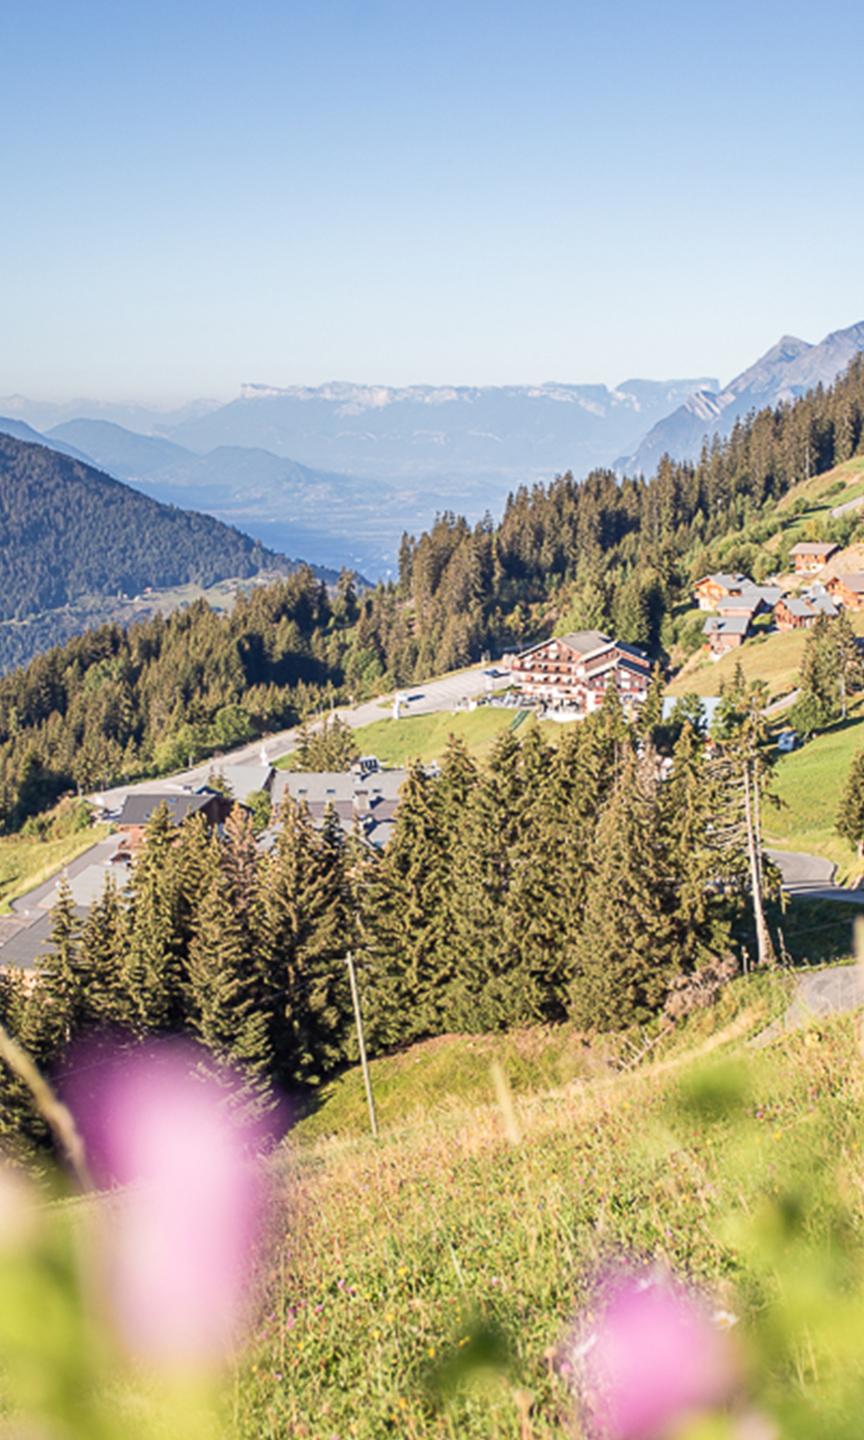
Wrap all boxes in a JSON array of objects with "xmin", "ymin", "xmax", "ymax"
[{"xmin": 3, "ymin": 0, "xmax": 864, "ymax": 401}]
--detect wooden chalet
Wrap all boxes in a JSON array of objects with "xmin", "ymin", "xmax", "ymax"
[
  {"xmin": 509, "ymin": 631, "xmax": 652, "ymax": 714},
  {"xmin": 703, "ymin": 614, "xmax": 750, "ymax": 656},
  {"xmin": 774, "ymin": 592, "xmax": 839, "ymax": 631},
  {"xmin": 115, "ymin": 790, "xmax": 235, "ymax": 855},
  {"xmin": 826, "ymin": 573, "xmax": 864, "ymax": 611},
  {"xmin": 789, "ymin": 541, "xmax": 839, "ymax": 574},
  {"xmin": 692, "ymin": 573, "xmax": 750, "ymax": 611}
]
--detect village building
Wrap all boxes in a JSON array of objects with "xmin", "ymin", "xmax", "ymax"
[
  {"xmin": 703, "ymin": 614, "xmax": 750, "ymax": 657},
  {"xmin": 789, "ymin": 541, "xmax": 839, "ymax": 574},
  {"xmin": 715, "ymin": 583, "xmax": 782, "ymax": 620},
  {"xmin": 692, "ymin": 574, "xmax": 751, "ymax": 611},
  {"xmin": 509, "ymin": 631, "xmax": 652, "ymax": 714},
  {"xmin": 826, "ymin": 573, "xmax": 864, "ymax": 611},
  {"xmin": 774, "ymin": 589, "xmax": 840, "ymax": 631},
  {"xmin": 269, "ymin": 766, "xmax": 406, "ymax": 848},
  {"xmin": 114, "ymin": 790, "xmax": 236, "ymax": 856}
]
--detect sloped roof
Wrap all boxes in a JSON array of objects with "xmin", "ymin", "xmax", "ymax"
[
  {"xmin": 704, "ymin": 615, "xmax": 750, "ymax": 636},
  {"xmin": 832, "ymin": 572, "xmax": 864, "ymax": 593},
  {"xmin": 116, "ymin": 792, "xmax": 217, "ymax": 827},
  {"xmin": 790, "ymin": 542, "xmax": 839, "ymax": 557}
]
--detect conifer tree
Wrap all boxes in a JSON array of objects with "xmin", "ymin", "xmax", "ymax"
[
  {"xmin": 37, "ymin": 877, "xmax": 86, "ymax": 1050},
  {"xmin": 358, "ymin": 761, "xmax": 450, "ymax": 1049},
  {"xmin": 223, "ymin": 803, "xmax": 261, "ymax": 933},
  {"xmin": 122, "ymin": 803, "xmax": 187, "ymax": 1032},
  {"xmin": 568, "ymin": 750, "xmax": 680, "ymax": 1030},
  {"xmin": 838, "ymin": 748, "xmax": 864, "ymax": 854},
  {"xmin": 77, "ymin": 874, "xmax": 130, "ymax": 1029},
  {"xmin": 256, "ymin": 798, "xmax": 348, "ymax": 1085},
  {"xmin": 186, "ymin": 866, "xmax": 272, "ymax": 1083}
]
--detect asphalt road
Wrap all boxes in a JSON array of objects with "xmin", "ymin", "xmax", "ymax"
[{"xmin": 768, "ymin": 849, "xmax": 864, "ymax": 906}]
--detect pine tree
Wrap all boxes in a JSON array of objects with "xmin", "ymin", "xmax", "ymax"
[
  {"xmin": 122, "ymin": 803, "xmax": 187, "ymax": 1032},
  {"xmin": 187, "ymin": 867, "xmax": 272, "ymax": 1082},
  {"xmin": 568, "ymin": 750, "xmax": 680, "ymax": 1031},
  {"xmin": 256, "ymin": 798, "xmax": 348, "ymax": 1086},
  {"xmin": 37, "ymin": 876, "xmax": 86, "ymax": 1050},
  {"xmin": 77, "ymin": 874, "xmax": 130, "ymax": 1029},
  {"xmin": 838, "ymin": 748, "xmax": 864, "ymax": 855},
  {"xmin": 223, "ymin": 802, "xmax": 261, "ymax": 932},
  {"xmin": 357, "ymin": 761, "xmax": 450, "ymax": 1049}
]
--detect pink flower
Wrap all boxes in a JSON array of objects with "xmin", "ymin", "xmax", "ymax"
[
  {"xmin": 569, "ymin": 1269, "xmax": 736, "ymax": 1440},
  {"xmin": 66, "ymin": 1040, "xmax": 272, "ymax": 1369}
]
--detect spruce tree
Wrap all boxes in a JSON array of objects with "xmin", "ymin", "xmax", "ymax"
[
  {"xmin": 838, "ymin": 748, "xmax": 864, "ymax": 854},
  {"xmin": 186, "ymin": 867, "xmax": 272, "ymax": 1083},
  {"xmin": 256, "ymin": 798, "xmax": 348, "ymax": 1086},
  {"xmin": 122, "ymin": 803, "xmax": 187, "ymax": 1032},
  {"xmin": 568, "ymin": 750, "xmax": 680, "ymax": 1030},
  {"xmin": 357, "ymin": 761, "xmax": 450, "ymax": 1049}
]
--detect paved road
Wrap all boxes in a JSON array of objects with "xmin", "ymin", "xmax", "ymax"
[
  {"xmin": 753, "ymin": 962, "xmax": 864, "ymax": 1047},
  {"xmin": 768, "ymin": 849, "xmax": 864, "ymax": 906},
  {"xmin": 89, "ymin": 664, "xmax": 511, "ymax": 812},
  {"xmin": 763, "ymin": 688, "xmax": 800, "ymax": 717}
]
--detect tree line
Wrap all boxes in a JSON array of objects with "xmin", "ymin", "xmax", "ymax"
[{"xmin": 0, "ymin": 689, "xmax": 768, "ymax": 1163}]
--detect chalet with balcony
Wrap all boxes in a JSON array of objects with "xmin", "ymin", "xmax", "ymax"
[
  {"xmin": 789, "ymin": 541, "xmax": 839, "ymax": 574},
  {"xmin": 115, "ymin": 790, "xmax": 235, "ymax": 856},
  {"xmin": 509, "ymin": 631, "xmax": 652, "ymax": 714},
  {"xmin": 692, "ymin": 573, "xmax": 751, "ymax": 611}
]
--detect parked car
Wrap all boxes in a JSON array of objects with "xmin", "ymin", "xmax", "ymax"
[{"xmin": 776, "ymin": 729, "xmax": 799, "ymax": 754}]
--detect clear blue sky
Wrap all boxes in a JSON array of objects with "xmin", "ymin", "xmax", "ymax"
[{"xmin": 3, "ymin": 0, "xmax": 863, "ymax": 402}]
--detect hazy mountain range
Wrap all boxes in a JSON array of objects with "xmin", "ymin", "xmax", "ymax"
[
  {"xmin": 3, "ymin": 320, "xmax": 864, "ymax": 581},
  {"xmin": 619, "ymin": 321, "xmax": 864, "ymax": 474}
]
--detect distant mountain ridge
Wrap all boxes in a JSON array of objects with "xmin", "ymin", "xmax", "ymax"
[
  {"xmin": 620, "ymin": 321, "xmax": 864, "ymax": 474},
  {"xmin": 166, "ymin": 376, "xmax": 718, "ymax": 483}
]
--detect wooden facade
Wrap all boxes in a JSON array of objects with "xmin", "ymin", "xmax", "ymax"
[
  {"xmin": 826, "ymin": 574, "xmax": 864, "ymax": 611},
  {"xmin": 510, "ymin": 632, "xmax": 652, "ymax": 713}
]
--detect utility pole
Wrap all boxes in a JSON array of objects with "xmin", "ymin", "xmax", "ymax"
[{"xmin": 346, "ymin": 951, "xmax": 378, "ymax": 1139}]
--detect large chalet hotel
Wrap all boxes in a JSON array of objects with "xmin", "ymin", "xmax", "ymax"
[{"xmin": 508, "ymin": 630, "xmax": 652, "ymax": 714}]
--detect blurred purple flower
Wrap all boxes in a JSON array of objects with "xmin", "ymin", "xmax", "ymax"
[
  {"xmin": 568, "ymin": 1268, "xmax": 736, "ymax": 1440},
  {"xmin": 66, "ymin": 1039, "xmax": 272, "ymax": 1369}
]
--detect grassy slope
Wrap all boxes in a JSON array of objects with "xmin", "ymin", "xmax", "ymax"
[
  {"xmin": 236, "ymin": 974, "xmax": 864, "ymax": 1440},
  {"xmin": 0, "ymin": 827, "xmax": 108, "ymax": 914},
  {"xmin": 277, "ymin": 707, "xmax": 527, "ymax": 771},
  {"xmin": 765, "ymin": 703, "xmax": 864, "ymax": 880},
  {"xmin": 667, "ymin": 624, "xmax": 818, "ymax": 699}
]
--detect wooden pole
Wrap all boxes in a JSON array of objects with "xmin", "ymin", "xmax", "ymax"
[{"xmin": 346, "ymin": 952, "xmax": 378, "ymax": 1140}]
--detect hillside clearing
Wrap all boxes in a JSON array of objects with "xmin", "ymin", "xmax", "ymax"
[
  {"xmin": 235, "ymin": 973, "xmax": 864, "ymax": 1440},
  {"xmin": 765, "ymin": 704, "xmax": 864, "ymax": 881}
]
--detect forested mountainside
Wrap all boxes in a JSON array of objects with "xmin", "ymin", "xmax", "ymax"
[
  {"xmin": 361, "ymin": 354, "xmax": 864, "ymax": 678},
  {"xmin": 0, "ymin": 434, "xmax": 281, "ymax": 622},
  {"xmin": 2, "ymin": 358, "xmax": 864, "ymax": 831},
  {"xmin": 0, "ymin": 569, "xmax": 360, "ymax": 829},
  {"xmin": 1, "ymin": 705, "xmax": 756, "ymax": 1161}
]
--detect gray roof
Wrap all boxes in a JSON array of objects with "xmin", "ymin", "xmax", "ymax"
[
  {"xmin": 272, "ymin": 768, "xmax": 406, "ymax": 810},
  {"xmin": 208, "ymin": 763, "xmax": 274, "ymax": 802},
  {"xmin": 833, "ymin": 572, "xmax": 864, "ymax": 593},
  {"xmin": 555, "ymin": 630, "xmax": 613, "ymax": 656},
  {"xmin": 697, "ymin": 573, "xmax": 749, "ymax": 591},
  {"xmin": 116, "ymin": 792, "xmax": 216, "ymax": 827},
  {"xmin": 704, "ymin": 615, "xmax": 750, "ymax": 637},
  {"xmin": 790, "ymin": 542, "xmax": 838, "ymax": 556}
]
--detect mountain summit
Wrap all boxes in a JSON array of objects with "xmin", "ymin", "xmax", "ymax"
[{"xmin": 620, "ymin": 321, "xmax": 864, "ymax": 474}]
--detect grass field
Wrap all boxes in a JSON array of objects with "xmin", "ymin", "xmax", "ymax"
[
  {"xmin": 764, "ymin": 704, "xmax": 864, "ymax": 881},
  {"xmin": 232, "ymin": 970, "xmax": 864, "ymax": 1439},
  {"xmin": 0, "ymin": 826, "xmax": 109, "ymax": 914},
  {"xmin": 279, "ymin": 707, "xmax": 525, "ymax": 770}
]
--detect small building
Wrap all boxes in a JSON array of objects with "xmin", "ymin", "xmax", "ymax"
[
  {"xmin": 509, "ymin": 631, "xmax": 652, "ymax": 714},
  {"xmin": 703, "ymin": 614, "xmax": 750, "ymax": 657},
  {"xmin": 692, "ymin": 574, "xmax": 751, "ymax": 612},
  {"xmin": 826, "ymin": 573, "xmax": 864, "ymax": 610},
  {"xmin": 789, "ymin": 541, "xmax": 839, "ymax": 574},
  {"xmin": 115, "ymin": 790, "xmax": 235, "ymax": 854},
  {"xmin": 269, "ymin": 768, "xmax": 407, "ymax": 846},
  {"xmin": 774, "ymin": 592, "xmax": 840, "ymax": 631},
  {"xmin": 715, "ymin": 583, "xmax": 783, "ymax": 620}
]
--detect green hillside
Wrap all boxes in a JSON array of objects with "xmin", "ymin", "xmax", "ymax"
[
  {"xmin": 765, "ymin": 703, "xmax": 864, "ymax": 879},
  {"xmin": 236, "ymin": 973, "xmax": 864, "ymax": 1439}
]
